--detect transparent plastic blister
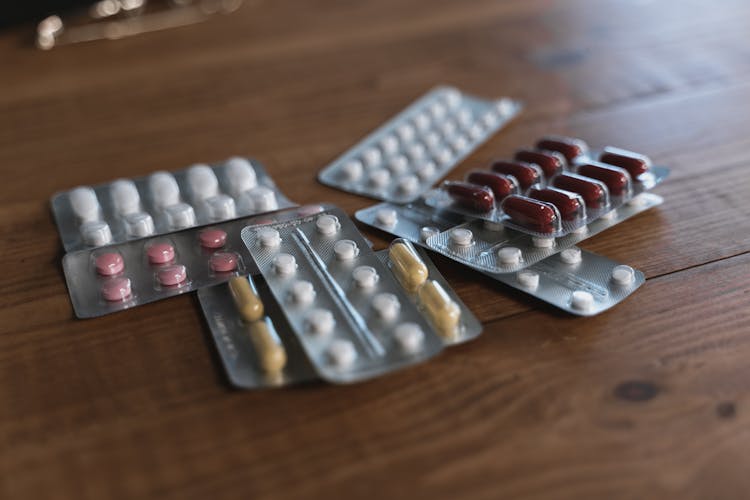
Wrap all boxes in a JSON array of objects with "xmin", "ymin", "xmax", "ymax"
[
  {"xmin": 240, "ymin": 207, "xmax": 445, "ymax": 384},
  {"xmin": 317, "ymin": 85, "xmax": 522, "ymax": 203},
  {"xmin": 355, "ymin": 200, "xmax": 468, "ymax": 244},
  {"xmin": 51, "ymin": 158, "xmax": 293, "ymax": 252}
]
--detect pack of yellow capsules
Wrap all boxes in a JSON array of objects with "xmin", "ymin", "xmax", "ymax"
[
  {"xmin": 240, "ymin": 206, "xmax": 455, "ymax": 384},
  {"xmin": 421, "ymin": 136, "xmax": 668, "ymax": 274},
  {"xmin": 356, "ymin": 201, "xmax": 645, "ymax": 316},
  {"xmin": 317, "ymin": 85, "xmax": 522, "ymax": 203},
  {"xmin": 51, "ymin": 157, "xmax": 289, "ymax": 252}
]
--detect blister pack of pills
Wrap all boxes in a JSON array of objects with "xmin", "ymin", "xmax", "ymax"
[
  {"xmin": 62, "ymin": 205, "xmax": 331, "ymax": 318},
  {"xmin": 52, "ymin": 158, "xmax": 293, "ymax": 252},
  {"xmin": 317, "ymin": 86, "xmax": 522, "ymax": 203},
  {"xmin": 240, "ymin": 207, "xmax": 445, "ymax": 384}
]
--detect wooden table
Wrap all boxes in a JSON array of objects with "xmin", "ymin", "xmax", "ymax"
[{"xmin": 2, "ymin": 0, "xmax": 749, "ymax": 498}]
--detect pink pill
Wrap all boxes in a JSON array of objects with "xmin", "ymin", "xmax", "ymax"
[
  {"xmin": 147, "ymin": 243, "xmax": 175, "ymax": 264},
  {"xmin": 101, "ymin": 277, "xmax": 132, "ymax": 302},
  {"xmin": 157, "ymin": 264, "xmax": 187, "ymax": 286},
  {"xmin": 94, "ymin": 252, "xmax": 124, "ymax": 276},
  {"xmin": 209, "ymin": 252, "xmax": 238, "ymax": 272},
  {"xmin": 199, "ymin": 228, "xmax": 227, "ymax": 249}
]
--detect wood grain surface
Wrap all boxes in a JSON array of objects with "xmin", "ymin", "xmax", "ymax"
[{"xmin": 1, "ymin": 0, "xmax": 749, "ymax": 498}]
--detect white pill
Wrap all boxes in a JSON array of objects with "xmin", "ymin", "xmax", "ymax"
[
  {"xmin": 305, "ymin": 309, "xmax": 335, "ymax": 337},
  {"xmin": 372, "ymin": 293, "xmax": 400, "ymax": 321},
  {"xmin": 397, "ymin": 175, "xmax": 420, "ymax": 195},
  {"xmin": 449, "ymin": 228, "xmax": 473, "ymax": 247},
  {"xmin": 611, "ymin": 265, "xmax": 635, "ymax": 286},
  {"xmin": 443, "ymin": 89, "xmax": 462, "ymax": 109},
  {"xmin": 148, "ymin": 171, "xmax": 181, "ymax": 208},
  {"xmin": 376, "ymin": 208, "xmax": 397, "ymax": 227},
  {"xmin": 257, "ymin": 227, "xmax": 281, "ymax": 248},
  {"xmin": 341, "ymin": 159, "xmax": 363, "ymax": 181},
  {"xmin": 424, "ymin": 131, "xmax": 442, "ymax": 148},
  {"xmin": 326, "ymin": 339, "xmax": 357, "ymax": 367},
  {"xmin": 484, "ymin": 220, "xmax": 504, "ymax": 232},
  {"xmin": 495, "ymin": 98, "xmax": 515, "ymax": 116},
  {"xmin": 457, "ymin": 108, "xmax": 473, "ymax": 128},
  {"xmin": 245, "ymin": 186, "xmax": 278, "ymax": 212},
  {"xmin": 440, "ymin": 120, "xmax": 457, "ymax": 138},
  {"xmin": 414, "ymin": 161, "xmax": 437, "ymax": 181},
  {"xmin": 315, "ymin": 214, "xmax": 340, "ymax": 235},
  {"xmin": 224, "ymin": 157, "xmax": 257, "ymax": 196},
  {"xmin": 397, "ymin": 123, "xmax": 416, "ymax": 143},
  {"xmin": 627, "ymin": 193, "xmax": 647, "ymax": 207},
  {"xmin": 334, "ymin": 239, "xmax": 359, "ymax": 261},
  {"xmin": 430, "ymin": 102, "xmax": 447, "ymax": 120},
  {"xmin": 124, "ymin": 211, "xmax": 154, "ymax": 237},
  {"xmin": 206, "ymin": 194, "xmax": 236, "ymax": 220},
  {"xmin": 435, "ymin": 147, "xmax": 453, "ymax": 165},
  {"xmin": 109, "ymin": 179, "xmax": 140, "ymax": 215},
  {"xmin": 407, "ymin": 143, "xmax": 427, "ymax": 161},
  {"xmin": 572, "ymin": 225, "xmax": 589, "ymax": 235},
  {"xmin": 363, "ymin": 147, "xmax": 382, "ymax": 168},
  {"xmin": 498, "ymin": 247, "xmax": 522, "ymax": 265},
  {"xmin": 273, "ymin": 253, "xmax": 297, "ymax": 276},
  {"xmin": 600, "ymin": 209, "xmax": 617, "ymax": 220},
  {"xmin": 571, "ymin": 290, "xmax": 595, "ymax": 311},
  {"xmin": 420, "ymin": 226, "xmax": 440, "ymax": 241},
  {"xmin": 165, "ymin": 202, "xmax": 196, "ymax": 229},
  {"xmin": 69, "ymin": 186, "xmax": 100, "ymax": 222},
  {"xmin": 80, "ymin": 220, "xmax": 112, "ymax": 246},
  {"xmin": 517, "ymin": 270, "xmax": 540, "ymax": 289},
  {"xmin": 482, "ymin": 111, "xmax": 499, "ymax": 128},
  {"xmin": 368, "ymin": 168, "xmax": 391, "ymax": 188},
  {"xmin": 379, "ymin": 135, "xmax": 400, "ymax": 156},
  {"xmin": 560, "ymin": 247, "xmax": 582, "ymax": 264},
  {"xmin": 532, "ymin": 236, "xmax": 555, "ymax": 248},
  {"xmin": 290, "ymin": 280, "xmax": 316, "ymax": 305},
  {"xmin": 388, "ymin": 155, "xmax": 409, "ymax": 175},
  {"xmin": 187, "ymin": 164, "xmax": 219, "ymax": 201},
  {"xmin": 353, "ymin": 266, "xmax": 379, "ymax": 289},
  {"xmin": 451, "ymin": 134, "xmax": 469, "ymax": 152},
  {"xmin": 414, "ymin": 112, "xmax": 431, "ymax": 132},
  {"xmin": 468, "ymin": 123, "xmax": 485, "ymax": 140},
  {"xmin": 394, "ymin": 323, "xmax": 425, "ymax": 354}
]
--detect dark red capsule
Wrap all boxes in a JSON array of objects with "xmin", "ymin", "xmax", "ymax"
[
  {"xmin": 576, "ymin": 162, "xmax": 632, "ymax": 197},
  {"xmin": 465, "ymin": 170, "xmax": 518, "ymax": 201},
  {"xmin": 552, "ymin": 173, "xmax": 608, "ymax": 209},
  {"xmin": 444, "ymin": 181, "xmax": 495, "ymax": 212},
  {"xmin": 527, "ymin": 187, "xmax": 584, "ymax": 221},
  {"xmin": 599, "ymin": 147, "xmax": 652, "ymax": 178},
  {"xmin": 535, "ymin": 136, "xmax": 589, "ymax": 163},
  {"xmin": 514, "ymin": 149, "xmax": 565, "ymax": 178},
  {"xmin": 490, "ymin": 160, "xmax": 541, "ymax": 190},
  {"xmin": 501, "ymin": 195, "xmax": 559, "ymax": 234}
]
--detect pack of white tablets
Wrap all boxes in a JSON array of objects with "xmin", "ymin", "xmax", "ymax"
[
  {"xmin": 240, "ymin": 206, "xmax": 445, "ymax": 384},
  {"xmin": 51, "ymin": 158, "xmax": 292, "ymax": 252},
  {"xmin": 317, "ymin": 86, "xmax": 522, "ymax": 203}
]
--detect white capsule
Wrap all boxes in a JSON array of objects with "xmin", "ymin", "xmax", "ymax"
[
  {"xmin": 397, "ymin": 123, "xmax": 416, "ymax": 144},
  {"xmin": 429, "ymin": 101, "xmax": 447, "ymax": 120},
  {"xmin": 376, "ymin": 207, "xmax": 397, "ymax": 227},
  {"xmin": 334, "ymin": 239, "xmax": 359, "ymax": 261},
  {"xmin": 80, "ymin": 220, "xmax": 112, "ymax": 246},
  {"xmin": 165, "ymin": 202, "xmax": 196, "ymax": 229},
  {"xmin": 443, "ymin": 89, "xmax": 462, "ymax": 109},
  {"xmin": 413, "ymin": 112, "xmax": 432, "ymax": 133},
  {"xmin": 449, "ymin": 228, "xmax": 473, "ymax": 247},
  {"xmin": 341, "ymin": 159, "xmax": 363, "ymax": 182},
  {"xmin": 498, "ymin": 247, "xmax": 522, "ymax": 265},
  {"xmin": 532, "ymin": 236, "xmax": 555, "ymax": 248},
  {"xmin": 372, "ymin": 293, "xmax": 401, "ymax": 321},
  {"xmin": 148, "ymin": 171, "xmax": 181, "ymax": 208},
  {"xmin": 407, "ymin": 143, "xmax": 427, "ymax": 161},
  {"xmin": 187, "ymin": 164, "xmax": 219, "ymax": 201},
  {"xmin": 205, "ymin": 194, "xmax": 236, "ymax": 220},
  {"xmin": 517, "ymin": 270, "xmax": 539, "ymax": 289},
  {"xmin": 571, "ymin": 290, "xmax": 595, "ymax": 311},
  {"xmin": 289, "ymin": 280, "xmax": 316, "ymax": 305},
  {"xmin": 368, "ymin": 168, "xmax": 391, "ymax": 188},
  {"xmin": 353, "ymin": 266, "xmax": 379, "ymax": 289},
  {"xmin": 273, "ymin": 253, "xmax": 297, "ymax": 276},
  {"xmin": 424, "ymin": 131, "xmax": 442, "ymax": 149},
  {"xmin": 560, "ymin": 247, "xmax": 582, "ymax": 265},
  {"xmin": 388, "ymin": 155, "xmax": 410, "ymax": 175},
  {"xmin": 315, "ymin": 214, "xmax": 340, "ymax": 235},
  {"xmin": 245, "ymin": 186, "xmax": 278, "ymax": 212},
  {"xmin": 414, "ymin": 161, "xmax": 437, "ymax": 181},
  {"xmin": 457, "ymin": 108, "xmax": 473, "ymax": 128},
  {"xmin": 224, "ymin": 157, "xmax": 257, "ymax": 197},
  {"xmin": 363, "ymin": 147, "xmax": 382, "ymax": 168},
  {"xmin": 124, "ymin": 211, "xmax": 154, "ymax": 237},
  {"xmin": 257, "ymin": 227, "xmax": 281, "ymax": 248},
  {"xmin": 326, "ymin": 339, "xmax": 357, "ymax": 367},
  {"xmin": 69, "ymin": 186, "xmax": 100, "ymax": 222},
  {"xmin": 305, "ymin": 308, "xmax": 335, "ymax": 337},
  {"xmin": 394, "ymin": 323, "xmax": 425, "ymax": 354},
  {"xmin": 379, "ymin": 135, "xmax": 400, "ymax": 156},
  {"xmin": 109, "ymin": 179, "xmax": 140, "ymax": 215},
  {"xmin": 420, "ymin": 226, "xmax": 440, "ymax": 241},
  {"xmin": 611, "ymin": 265, "xmax": 635, "ymax": 286}
]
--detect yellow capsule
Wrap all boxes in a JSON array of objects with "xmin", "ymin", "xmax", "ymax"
[
  {"xmin": 248, "ymin": 319, "xmax": 287, "ymax": 374},
  {"xmin": 229, "ymin": 276, "xmax": 264, "ymax": 323},
  {"xmin": 418, "ymin": 280, "xmax": 461, "ymax": 340},
  {"xmin": 388, "ymin": 241, "xmax": 428, "ymax": 293}
]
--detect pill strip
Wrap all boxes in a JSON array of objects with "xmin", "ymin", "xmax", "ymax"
[
  {"xmin": 51, "ymin": 158, "xmax": 293, "ymax": 252},
  {"xmin": 62, "ymin": 205, "xmax": 330, "ymax": 319},
  {"xmin": 317, "ymin": 86, "xmax": 522, "ymax": 203},
  {"xmin": 240, "ymin": 207, "xmax": 444, "ymax": 384}
]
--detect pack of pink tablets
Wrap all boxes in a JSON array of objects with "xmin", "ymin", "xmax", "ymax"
[
  {"xmin": 51, "ymin": 158, "xmax": 292, "ymax": 252},
  {"xmin": 317, "ymin": 86, "xmax": 522, "ymax": 203}
]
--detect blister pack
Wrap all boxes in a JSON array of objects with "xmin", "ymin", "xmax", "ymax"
[
  {"xmin": 51, "ymin": 158, "xmax": 293, "ymax": 252},
  {"xmin": 317, "ymin": 86, "xmax": 522, "ymax": 203},
  {"xmin": 62, "ymin": 205, "xmax": 331, "ymax": 319},
  {"xmin": 240, "ymin": 207, "xmax": 445, "ymax": 384}
]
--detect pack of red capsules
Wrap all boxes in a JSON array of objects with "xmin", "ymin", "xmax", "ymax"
[
  {"xmin": 240, "ymin": 206, "xmax": 445, "ymax": 384},
  {"xmin": 317, "ymin": 85, "xmax": 522, "ymax": 203},
  {"xmin": 356, "ymin": 202, "xmax": 645, "ymax": 315},
  {"xmin": 51, "ymin": 158, "xmax": 291, "ymax": 252},
  {"xmin": 61, "ymin": 205, "xmax": 334, "ymax": 319},
  {"xmin": 423, "ymin": 135, "xmax": 669, "ymax": 237}
]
